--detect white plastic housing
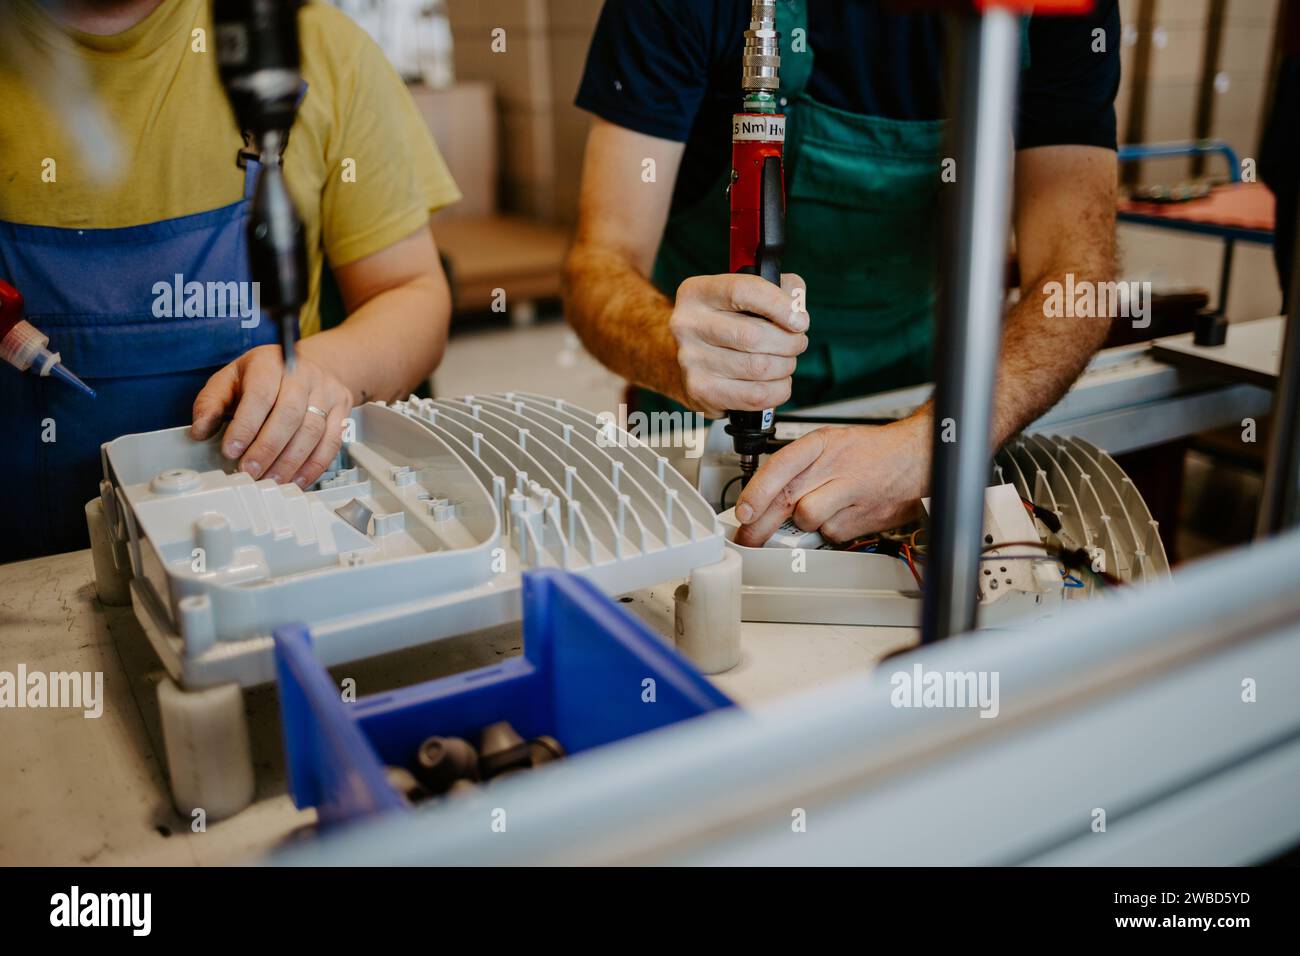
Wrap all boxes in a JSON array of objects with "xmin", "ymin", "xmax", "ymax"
[{"xmin": 97, "ymin": 394, "xmax": 723, "ymax": 689}]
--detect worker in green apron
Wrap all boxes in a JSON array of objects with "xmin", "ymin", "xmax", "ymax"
[
  {"xmin": 567, "ymin": 0, "xmax": 1121, "ymax": 546},
  {"xmin": 650, "ymin": 0, "xmax": 945, "ymax": 411}
]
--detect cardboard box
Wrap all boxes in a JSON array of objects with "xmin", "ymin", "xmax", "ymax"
[
  {"xmin": 410, "ymin": 81, "xmax": 499, "ymax": 220},
  {"xmin": 434, "ymin": 215, "xmax": 571, "ymax": 310}
]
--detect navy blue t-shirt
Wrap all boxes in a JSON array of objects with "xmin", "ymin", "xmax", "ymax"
[{"xmin": 576, "ymin": 0, "xmax": 1121, "ymax": 214}]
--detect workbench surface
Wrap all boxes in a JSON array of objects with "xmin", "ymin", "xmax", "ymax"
[{"xmin": 0, "ymin": 548, "xmax": 914, "ymax": 865}]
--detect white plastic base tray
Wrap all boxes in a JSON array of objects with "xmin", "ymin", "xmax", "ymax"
[
  {"xmin": 699, "ymin": 423, "xmax": 1168, "ymax": 628},
  {"xmin": 95, "ymin": 395, "xmax": 723, "ymax": 690},
  {"xmin": 719, "ymin": 484, "xmax": 1065, "ymax": 629}
]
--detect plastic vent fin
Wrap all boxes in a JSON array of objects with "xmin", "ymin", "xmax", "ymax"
[{"xmin": 995, "ymin": 434, "xmax": 1170, "ymax": 584}]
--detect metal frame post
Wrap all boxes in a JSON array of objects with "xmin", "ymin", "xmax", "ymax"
[
  {"xmin": 920, "ymin": 8, "xmax": 1023, "ymax": 644},
  {"xmin": 1255, "ymin": 187, "xmax": 1300, "ymax": 535},
  {"xmin": 1217, "ymin": 238, "xmax": 1235, "ymax": 315}
]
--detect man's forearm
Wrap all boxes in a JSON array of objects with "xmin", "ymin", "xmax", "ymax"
[
  {"xmin": 903, "ymin": 270, "xmax": 1112, "ymax": 456},
  {"xmin": 908, "ymin": 145, "xmax": 1118, "ymax": 455},
  {"xmin": 987, "ymin": 267, "xmax": 1113, "ymax": 446},
  {"xmin": 897, "ymin": 262, "xmax": 1113, "ymax": 477},
  {"xmin": 979, "ymin": 145, "xmax": 1118, "ymax": 449},
  {"xmin": 300, "ymin": 275, "xmax": 447, "ymax": 404},
  {"xmin": 564, "ymin": 241, "xmax": 684, "ymax": 402}
]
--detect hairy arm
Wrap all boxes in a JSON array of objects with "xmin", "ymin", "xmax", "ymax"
[
  {"xmin": 905, "ymin": 145, "xmax": 1117, "ymax": 444},
  {"xmin": 988, "ymin": 144, "xmax": 1117, "ymax": 443},
  {"xmin": 564, "ymin": 119, "xmax": 686, "ymax": 398},
  {"xmin": 902, "ymin": 145, "xmax": 1120, "ymax": 452},
  {"xmin": 564, "ymin": 117, "xmax": 806, "ymax": 416}
]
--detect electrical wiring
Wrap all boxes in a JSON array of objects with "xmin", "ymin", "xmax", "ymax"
[
  {"xmin": 981, "ymin": 540, "xmax": 1047, "ymax": 551},
  {"xmin": 719, "ymin": 474, "xmax": 744, "ymax": 513},
  {"xmin": 902, "ymin": 543, "xmax": 924, "ymax": 589},
  {"xmin": 795, "ymin": 501, "xmax": 1116, "ymax": 596},
  {"xmin": 982, "ymin": 554, "xmax": 1090, "ymax": 591},
  {"xmin": 864, "ymin": 535, "xmax": 926, "ymax": 588},
  {"xmin": 982, "ymin": 540, "xmax": 1124, "ymax": 586},
  {"xmin": 1019, "ymin": 497, "xmax": 1063, "ymax": 534},
  {"xmin": 832, "ymin": 525, "xmax": 1110, "ymax": 595},
  {"xmin": 845, "ymin": 537, "xmax": 879, "ymax": 552},
  {"xmin": 831, "ymin": 522, "xmax": 1116, "ymax": 594}
]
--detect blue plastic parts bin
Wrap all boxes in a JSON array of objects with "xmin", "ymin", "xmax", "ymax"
[{"xmin": 273, "ymin": 569, "xmax": 735, "ymax": 827}]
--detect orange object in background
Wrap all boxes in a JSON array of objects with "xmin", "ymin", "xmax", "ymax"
[{"xmin": 1119, "ymin": 182, "xmax": 1277, "ymax": 238}]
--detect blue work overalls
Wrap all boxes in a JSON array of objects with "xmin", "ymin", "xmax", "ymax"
[{"xmin": 0, "ymin": 159, "xmax": 279, "ymax": 563}]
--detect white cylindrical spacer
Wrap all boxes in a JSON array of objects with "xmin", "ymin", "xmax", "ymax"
[
  {"xmin": 86, "ymin": 496, "xmax": 131, "ymax": 606},
  {"xmin": 673, "ymin": 549, "xmax": 742, "ymax": 674},
  {"xmin": 158, "ymin": 678, "xmax": 255, "ymax": 821}
]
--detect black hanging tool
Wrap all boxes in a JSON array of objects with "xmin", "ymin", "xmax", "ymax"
[{"xmin": 214, "ymin": 0, "xmax": 308, "ymax": 369}]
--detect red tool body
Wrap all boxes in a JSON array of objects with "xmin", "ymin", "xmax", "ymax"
[
  {"xmin": 724, "ymin": 1, "xmax": 787, "ymax": 482},
  {"xmin": 729, "ymin": 112, "xmax": 786, "ymax": 278}
]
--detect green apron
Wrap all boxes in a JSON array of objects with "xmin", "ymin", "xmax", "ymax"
[{"xmin": 642, "ymin": 0, "xmax": 946, "ymax": 415}]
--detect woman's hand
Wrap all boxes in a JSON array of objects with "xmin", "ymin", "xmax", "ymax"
[{"xmin": 190, "ymin": 343, "xmax": 354, "ymax": 490}]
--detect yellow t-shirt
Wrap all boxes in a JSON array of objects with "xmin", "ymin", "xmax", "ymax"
[{"xmin": 0, "ymin": 0, "xmax": 461, "ymax": 336}]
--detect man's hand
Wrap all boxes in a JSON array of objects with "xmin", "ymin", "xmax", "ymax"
[
  {"xmin": 190, "ymin": 344, "xmax": 353, "ymax": 490},
  {"xmin": 670, "ymin": 273, "xmax": 809, "ymax": 418},
  {"xmin": 733, "ymin": 417, "xmax": 931, "ymax": 547},
  {"xmin": 566, "ymin": 119, "xmax": 813, "ymax": 410}
]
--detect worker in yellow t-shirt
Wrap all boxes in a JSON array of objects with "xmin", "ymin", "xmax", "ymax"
[{"xmin": 0, "ymin": 0, "xmax": 461, "ymax": 563}]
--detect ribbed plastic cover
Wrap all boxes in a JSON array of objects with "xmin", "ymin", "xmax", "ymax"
[
  {"xmin": 390, "ymin": 392, "xmax": 718, "ymax": 570},
  {"xmin": 996, "ymin": 434, "xmax": 1170, "ymax": 583},
  {"xmin": 99, "ymin": 394, "xmax": 723, "ymax": 688}
]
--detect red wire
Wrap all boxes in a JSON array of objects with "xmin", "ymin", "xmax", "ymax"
[{"xmin": 902, "ymin": 544, "xmax": 923, "ymax": 589}]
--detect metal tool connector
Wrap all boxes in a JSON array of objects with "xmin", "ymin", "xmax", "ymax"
[{"xmin": 742, "ymin": 0, "xmax": 780, "ymax": 93}]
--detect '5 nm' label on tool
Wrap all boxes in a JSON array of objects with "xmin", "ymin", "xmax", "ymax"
[{"xmin": 733, "ymin": 115, "xmax": 786, "ymax": 142}]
